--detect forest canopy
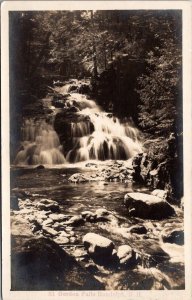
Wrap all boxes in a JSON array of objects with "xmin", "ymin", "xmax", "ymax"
[{"xmin": 9, "ymin": 10, "xmax": 182, "ymax": 136}]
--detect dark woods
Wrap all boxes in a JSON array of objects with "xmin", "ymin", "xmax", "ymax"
[{"xmin": 9, "ymin": 10, "xmax": 183, "ymax": 201}]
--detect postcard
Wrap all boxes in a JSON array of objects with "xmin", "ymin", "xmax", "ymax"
[{"xmin": 1, "ymin": 1, "xmax": 192, "ymax": 300}]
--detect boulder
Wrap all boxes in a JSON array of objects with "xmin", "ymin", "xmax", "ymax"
[
  {"xmin": 65, "ymin": 215, "xmax": 84, "ymax": 226},
  {"xmin": 36, "ymin": 199, "xmax": 60, "ymax": 212},
  {"xmin": 83, "ymin": 233, "xmax": 114, "ymax": 258},
  {"xmin": 95, "ymin": 208, "xmax": 118, "ymax": 225},
  {"xmin": 151, "ymin": 189, "xmax": 168, "ymax": 200},
  {"xmin": 162, "ymin": 230, "xmax": 184, "ymax": 245},
  {"xmin": 11, "ymin": 237, "xmax": 104, "ymax": 290},
  {"xmin": 129, "ymin": 225, "xmax": 147, "ymax": 235},
  {"xmin": 117, "ymin": 245, "xmax": 136, "ymax": 266},
  {"xmin": 42, "ymin": 218, "xmax": 54, "ymax": 226},
  {"xmin": 42, "ymin": 226, "xmax": 58, "ymax": 237},
  {"xmin": 53, "ymin": 236, "xmax": 70, "ymax": 245},
  {"xmin": 78, "ymin": 84, "xmax": 90, "ymax": 94},
  {"xmin": 132, "ymin": 153, "xmax": 143, "ymax": 182},
  {"xmin": 68, "ymin": 173, "xmax": 88, "ymax": 183},
  {"xmin": 49, "ymin": 213, "xmax": 69, "ymax": 222},
  {"xmin": 95, "ymin": 208, "xmax": 110, "ymax": 221},
  {"xmin": 124, "ymin": 192, "xmax": 175, "ymax": 220}
]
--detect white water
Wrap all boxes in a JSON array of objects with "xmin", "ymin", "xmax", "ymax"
[
  {"xmin": 15, "ymin": 80, "xmax": 143, "ymax": 165},
  {"xmin": 14, "ymin": 119, "xmax": 65, "ymax": 165},
  {"xmin": 64, "ymin": 84, "xmax": 142, "ymax": 163}
]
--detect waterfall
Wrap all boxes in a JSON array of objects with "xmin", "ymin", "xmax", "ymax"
[
  {"xmin": 66, "ymin": 109, "xmax": 142, "ymax": 162},
  {"xmin": 14, "ymin": 119, "xmax": 65, "ymax": 165},
  {"xmin": 62, "ymin": 81, "xmax": 143, "ymax": 163},
  {"xmin": 14, "ymin": 79, "xmax": 143, "ymax": 166}
]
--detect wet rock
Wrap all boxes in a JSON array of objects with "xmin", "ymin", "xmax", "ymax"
[
  {"xmin": 95, "ymin": 208, "xmax": 109, "ymax": 221},
  {"xmin": 129, "ymin": 225, "xmax": 147, "ymax": 235},
  {"xmin": 42, "ymin": 226, "xmax": 58, "ymax": 236},
  {"xmin": 54, "ymin": 236, "xmax": 70, "ymax": 245},
  {"xmin": 11, "ymin": 237, "xmax": 104, "ymax": 290},
  {"xmin": 81, "ymin": 211, "xmax": 96, "ymax": 222},
  {"xmin": 58, "ymin": 230, "xmax": 70, "ymax": 237},
  {"xmin": 95, "ymin": 208, "xmax": 118, "ymax": 225},
  {"xmin": 83, "ymin": 233, "xmax": 114, "ymax": 258},
  {"xmin": 65, "ymin": 215, "xmax": 84, "ymax": 226},
  {"xmin": 68, "ymin": 173, "xmax": 88, "ymax": 183},
  {"xmin": 36, "ymin": 199, "xmax": 60, "ymax": 213},
  {"xmin": 35, "ymin": 165, "xmax": 45, "ymax": 170},
  {"xmin": 151, "ymin": 189, "xmax": 168, "ymax": 200},
  {"xmin": 162, "ymin": 230, "xmax": 184, "ymax": 246},
  {"xmin": 124, "ymin": 192, "xmax": 175, "ymax": 220},
  {"xmin": 73, "ymin": 247, "xmax": 86, "ymax": 256},
  {"xmin": 78, "ymin": 83, "xmax": 90, "ymax": 94},
  {"xmin": 49, "ymin": 213, "xmax": 69, "ymax": 222},
  {"xmin": 117, "ymin": 245, "xmax": 136, "ymax": 266},
  {"xmin": 132, "ymin": 153, "xmax": 144, "ymax": 182}
]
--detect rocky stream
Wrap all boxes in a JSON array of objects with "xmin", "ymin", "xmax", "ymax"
[{"xmin": 11, "ymin": 79, "xmax": 184, "ymax": 290}]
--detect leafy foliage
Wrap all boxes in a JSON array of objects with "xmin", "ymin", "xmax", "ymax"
[{"xmin": 136, "ymin": 15, "xmax": 182, "ymax": 136}]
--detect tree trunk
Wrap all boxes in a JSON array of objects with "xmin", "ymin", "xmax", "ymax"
[{"xmin": 91, "ymin": 11, "xmax": 98, "ymax": 79}]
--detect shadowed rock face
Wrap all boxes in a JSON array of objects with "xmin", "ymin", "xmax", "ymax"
[
  {"xmin": 11, "ymin": 237, "xmax": 104, "ymax": 290},
  {"xmin": 124, "ymin": 192, "xmax": 175, "ymax": 220},
  {"xmin": 162, "ymin": 230, "xmax": 184, "ymax": 246}
]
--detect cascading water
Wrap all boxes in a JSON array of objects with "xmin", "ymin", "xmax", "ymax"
[
  {"xmin": 63, "ymin": 87, "xmax": 143, "ymax": 163},
  {"xmin": 14, "ymin": 79, "xmax": 142, "ymax": 165},
  {"xmin": 14, "ymin": 119, "xmax": 65, "ymax": 165}
]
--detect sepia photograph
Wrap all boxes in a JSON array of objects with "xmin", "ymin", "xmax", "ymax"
[{"xmin": 1, "ymin": 1, "xmax": 192, "ymax": 300}]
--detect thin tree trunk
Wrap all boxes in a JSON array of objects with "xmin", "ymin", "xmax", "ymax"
[{"xmin": 91, "ymin": 11, "xmax": 98, "ymax": 79}]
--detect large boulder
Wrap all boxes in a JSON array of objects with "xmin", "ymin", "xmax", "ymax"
[
  {"xmin": 124, "ymin": 192, "xmax": 175, "ymax": 220},
  {"xmin": 117, "ymin": 245, "xmax": 136, "ymax": 266},
  {"xmin": 11, "ymin": 237, "xmax": 104, "ymax": 290},
  {"xmin": 83, "ymin": 233, "xmax": 114, "ymax": 258}
]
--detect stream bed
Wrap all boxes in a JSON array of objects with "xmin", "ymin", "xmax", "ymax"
[{"xmin": 11, "ymin": 163, "xmax": 184, "ymax": 290}]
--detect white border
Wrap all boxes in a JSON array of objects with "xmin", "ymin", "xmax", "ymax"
[{"xmin": 1, "ymin": 1, "xmax": 192, "ymax": 300}]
